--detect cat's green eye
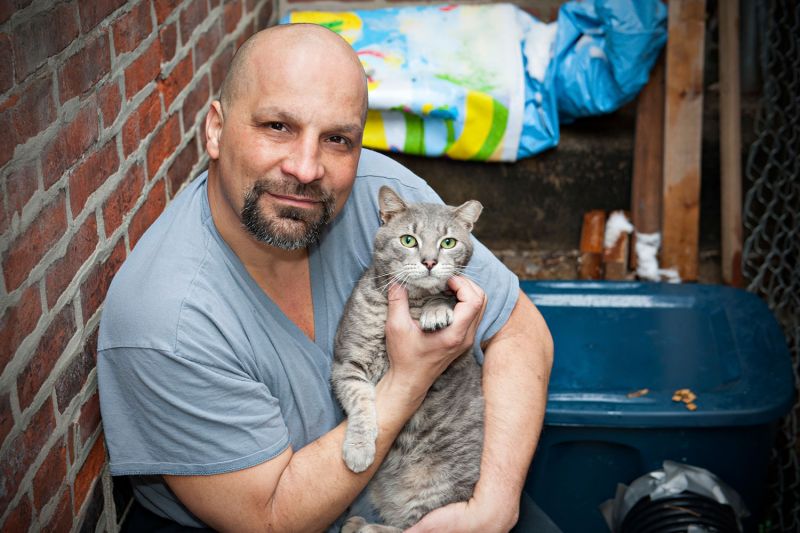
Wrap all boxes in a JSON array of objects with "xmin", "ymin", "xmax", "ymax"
[
  {"xmin": 440, "ymin": 238, "xmax": 457, "ymax": 249},
  {"xmin": 400, "ymin": 235, "xmax": 418, "ymax": 248}
]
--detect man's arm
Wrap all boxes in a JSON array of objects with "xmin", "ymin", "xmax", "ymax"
[
  {"xmin": 164, "ymin": 277, "xmax": 487, "ymax": 532},
  {"xmin": 408, "ymin": 289, "xmax": 553, "ymax": 532}
]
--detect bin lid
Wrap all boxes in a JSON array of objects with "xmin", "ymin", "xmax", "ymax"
[{"xmin": 522, "ymin": 281, "xmax": 796, "ymax": 428}]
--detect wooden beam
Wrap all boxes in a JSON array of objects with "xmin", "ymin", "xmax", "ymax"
[
  {"xmin": 661, "ymin": 0, "xmax": 706, "ymax": 281},
  {"xmin": 719, "ymin": 0, "xmax": 743, "ymax": 286},
  {"xmin": 631, "ymin": 53, "xmax": 666, "ymax": 270},
  {"xmin": 579, "ymin": 210, "xmax": 605, "ymax": 280}
]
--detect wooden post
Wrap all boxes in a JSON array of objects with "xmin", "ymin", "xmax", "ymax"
[
  {"xmin": 579, "ymin": 210, "xmax": 605, "ymax": 280},
  {"xmin": 631, "ymin": 53, "xmax": 666, "ymax": 270},
  {"xmin": 719, "ymin": 0, "xmax": 743, "ymax": 286},
  {"xmin": 604, "ymin": 211, "xmax": 633, "ymax": 280},
  {"xmin": 661, "ymin": 0, "xmax": 706, "ymax": 281}
]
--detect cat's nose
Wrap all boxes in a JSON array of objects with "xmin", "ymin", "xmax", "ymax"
[{"xmin": 422, "ymin": 259, "xmax": 437, "ymax": 271}]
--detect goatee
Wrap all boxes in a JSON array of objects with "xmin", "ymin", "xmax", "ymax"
[{"xmin": 241, "ymin": 179, "xmax": 335, "ymax": 250}]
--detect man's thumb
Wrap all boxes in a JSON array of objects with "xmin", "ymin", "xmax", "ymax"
[{"xmin": 386, "ymin": 284, "xmax": 412, "ymax": 326}]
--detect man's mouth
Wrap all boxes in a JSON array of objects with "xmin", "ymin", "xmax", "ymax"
[{"xmin": 266, "ymin": 192, "xmax": 322, "ymax": 209}]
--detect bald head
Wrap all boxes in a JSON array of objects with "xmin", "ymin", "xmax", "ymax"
[{"xmin": 219, "ymin": 24, "xmax": 368, "ymax": 121}]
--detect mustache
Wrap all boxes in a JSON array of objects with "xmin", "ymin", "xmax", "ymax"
[{"xmin": 249, "ymin": 179, "xmax": 332, "ymax": 204}]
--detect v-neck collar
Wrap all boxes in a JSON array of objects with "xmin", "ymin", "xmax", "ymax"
[{"xmin": 198, "ymin": 173, "xmax": 331, "ymax": 355}]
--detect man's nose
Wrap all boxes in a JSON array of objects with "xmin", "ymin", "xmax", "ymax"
[{"xmin": 282, "ymin": 137, "xmax": 324, "ymax": 184}]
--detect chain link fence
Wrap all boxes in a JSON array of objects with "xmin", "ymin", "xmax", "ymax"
[{"xmin": 741, "ymin": 1, "xmax": 799, "ymax": 531}]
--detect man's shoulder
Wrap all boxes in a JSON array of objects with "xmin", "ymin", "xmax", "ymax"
[
  {"xmin": 98, "ymin": 175, "xmax": 222, "ymax": 352},
  {"xmin": 352, "ymin": 149, "xmax": 438, "ymax": 204}
]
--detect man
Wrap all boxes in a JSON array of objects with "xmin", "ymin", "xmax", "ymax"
[{"xmin": 98, "ymin": 24, "xmax": 554, "ymax": 532}]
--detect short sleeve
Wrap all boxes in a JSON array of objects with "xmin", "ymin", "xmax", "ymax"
[{"xmin": 97, "ymin": 345, "xmax": 290, "ymax": 476}]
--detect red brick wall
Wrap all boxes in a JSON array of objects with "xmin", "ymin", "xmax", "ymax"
[{"xmin": 0, "ymin": 1, "xmax": 274, "ymax": 531}]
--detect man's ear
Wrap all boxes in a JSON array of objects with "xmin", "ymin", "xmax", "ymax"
[{"xmin": 205, "ymin": 100, "xmax": 224, "ymax": 160}]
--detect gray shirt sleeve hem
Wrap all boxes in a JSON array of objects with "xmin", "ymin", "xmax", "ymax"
[{"xmin": 108, "ymin": 436, "xmax": 290, "ymax": 477}]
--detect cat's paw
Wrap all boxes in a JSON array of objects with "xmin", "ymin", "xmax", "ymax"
[
  {"xmin": 341, "ymin": 516, "xmax": 367, "ymax": 533},
  {"xmin": 419, "ymin": 305, "xmax": 454, "ymax": 332},
  {"xmin": 343, "ymin": 426, "xmax": 377, "ymax": 473}
]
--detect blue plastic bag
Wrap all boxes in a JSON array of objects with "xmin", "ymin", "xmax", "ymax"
[{"xmin": 554, "ymin": 0, "xmax": 668, "ymax": 123}]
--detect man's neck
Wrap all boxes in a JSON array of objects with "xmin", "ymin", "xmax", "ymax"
[{"xmin": 206, "ymin": 167, "xmax": 315, "ymax": 339}]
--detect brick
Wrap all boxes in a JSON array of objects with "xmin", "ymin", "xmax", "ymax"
[
  {"xmin": 257, "ymin": 0, "xmax": 273, "ymax": 30},
  {"xmin": 0, "ymin": 284, "xmax": 41, "ymax": 374},
  {"xmin": 246, "ymin": 0, "xmax": 256, "ymax": 14},
  {"xmin": 33, "ymin": 442, "xmax": 66, "ymax": 508},
  {"xmin": 194, "ymin": 19, "xmax": 223, "ymax": 68},
  {"xmin": 59, "ymin": 33, "xmax": 112, "ymax": 104},
  {"xmin": 122, "ymin": 91, "xmax": 161, "ymax": 156},
  {"xmin": 154, "ymin": 0, "xmax": 180, "ymax": 25},
  {"xmin": 0, "ymin": 33, "xmax": 12, "ymax": 94},
  {"xmin": 6, "ymin": 163, "xmax": 38, "ymax": 221},
  {"xmin": 211, "ymin": 43, "xmax": 233, "ymax": 95},
  {"xmin": 0, "ymin": 1, "xmax": 12, "ymax": 25},
  {"xmin": 125, "ymin": 39, "xmax": 161, "ymax": 100},
  {"xmin": 69, "ymin": 140, "xmax": 119, "ymax": 216},
  {"xmin": 0, "ymin": 201, "xmax": 7, "ymax": 235},
  {"xmin": 182, "ymin": 72, "xmax": 209, "ymax": 130},
  {"xmin": 180, "ymin": 0, "xmax": 209, "ymax": 45},
  {"xmin": 2, "ymin": 192, "xmax": 67, "ymax": 292},
  {"xmin": 17, "ymin": 304, "xmax": 76, "ymax": 411},
  {"xmin": 12, "ymin": 3, "xmax": 79, "ymax": 82},
  {"xmin": 7, "ymin": 75, "xmax": 56, "ymax": 148},
  {"xmin": 77, "ymin": 393, "xmax": 100, "ymax": 446},
  {"xmin": 45, "ymin": 215, "xmax": 99, "ymax": 308},
  {"xmin": 44, "ymin": 489, "xmax": 72, "ymax": 533},
  {"xmin": 0, "ymin": 393, "xmax": 12, "ymax": 447},
  {"xmin": 224, "ymin": 0, "xmax": 242, "ymax": 34},
  {"xmin": 113, "ymin": 1, "xmax": 153, "ymax": 55},
  {"xmin": 55, "ymin": 330, "xmax": 97, "ymax": 413},
  {"xmin": 67, "ymin": 423, "xmax": 76, "ymax": 465},
  {"xmin": 2, "ymin": 497, "xmax": 32, "ymax": 532},
  {"xmin": 129, "ymin": 179, "xmax": 166, "ymax": 248},
  {"xmin": 41, "ymin": 104, "xmax": 100, "ymax": 190},
  {"xmin": 147, "ymin": 114, "xmax": 181, "ymax": 178},
  {"xmin": 0, "ymin": 401, "xmax": 56, "ymax": 512},
  {"xmin": 73, "ymin": 436, "xmax": 105, "ymax": 513},
  {"xmin": 80, "ymin": 238, "xmax": 126, "ymax": 323},
  {"xmin": 159, "ymin": 54, "xmax": 192, "ymax": 111},
  {"xmin": 167, "ymin": 140, "xmax": 198, "ymax": 197},
  {"xmin": 98, "ymin": 81, "xmax": 122, "ymax": 128},
  {"xmin": 103, "ymin": 162, "xmax": 144, "ymax": 235},
  {"xmin": 79, "ymin": 0, "xmax": 126, "ymax": 32},
  {"xmin": 159, "ymin": 22, "xmax": 177, "ymax": 64}
]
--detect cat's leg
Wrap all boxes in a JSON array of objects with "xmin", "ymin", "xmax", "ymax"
[
  {"xmin": 419, "ymin": 295, "xmax": 455, "ymax": 332},
  {"xmin": 332, "ymin": 362, "xmax": 379, "ymax": 473},
  {"xmin": 341, "ymin": 518, "xmax": 403, "ymax": 533}
]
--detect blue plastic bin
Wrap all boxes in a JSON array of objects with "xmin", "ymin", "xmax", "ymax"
[{"xmin": 521, "ymin": 281, "xmax": 795, "ymax": 533}]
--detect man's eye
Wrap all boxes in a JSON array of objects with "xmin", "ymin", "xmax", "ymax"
[
  {"xmin": 329, "ymin": 135, "xmax": 350, "ymax": 146},
  {"xmin": 267, "ymin": 122, "xmax": 286, "ymax": 131}
]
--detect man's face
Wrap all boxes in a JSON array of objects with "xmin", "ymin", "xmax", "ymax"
[{"xmin": 208, "ymin": 45, "xmax": 365, "ymax": 250}]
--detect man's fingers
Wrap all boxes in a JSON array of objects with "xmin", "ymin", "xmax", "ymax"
[
  {"xmin": 386, "ymin": 284, "xmax": 414, "ymax": 331},
  {"xmin": 447, "ymin": 276, "xmax": 486, "ymax": 327}
]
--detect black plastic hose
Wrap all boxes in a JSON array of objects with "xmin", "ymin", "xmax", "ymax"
[{"xmin": 620, "ymin": 491, "xmax": 741, "ymax": 533}]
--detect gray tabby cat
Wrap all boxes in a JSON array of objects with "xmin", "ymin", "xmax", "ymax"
[{"xmin": 332, "ymin": 186, "xmax": 484, "ymax": 532}]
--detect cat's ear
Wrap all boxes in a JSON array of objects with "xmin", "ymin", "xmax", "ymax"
[
  {"xmin": 378, "ymin": 186, "xmax": 408, "ymax": 224},
  {"xmin": 454, "ymin": 200, "xmax": 483, "ymax": 231}
]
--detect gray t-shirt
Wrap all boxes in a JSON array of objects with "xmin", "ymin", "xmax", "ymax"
[{"xmin": 97, "ymin": 149, "xmax": 519, "ymax": 528}]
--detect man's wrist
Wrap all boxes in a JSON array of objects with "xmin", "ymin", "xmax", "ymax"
[{"xmin": 472, "ymin": 479, "xmax": 522, "ymax": 530}]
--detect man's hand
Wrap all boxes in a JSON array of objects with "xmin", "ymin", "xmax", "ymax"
[
  {"xmin": 405, "ymin": 495, "xmax": 517, "ymax": 533},
  {"xmin": 381, "ymin": 275, "xmax": 486, "ymax": 405}
]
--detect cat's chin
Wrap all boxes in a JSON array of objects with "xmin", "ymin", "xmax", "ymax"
[{"xmin": 406, "ymin": 275, "xmax": 449, "ymax": 295}]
